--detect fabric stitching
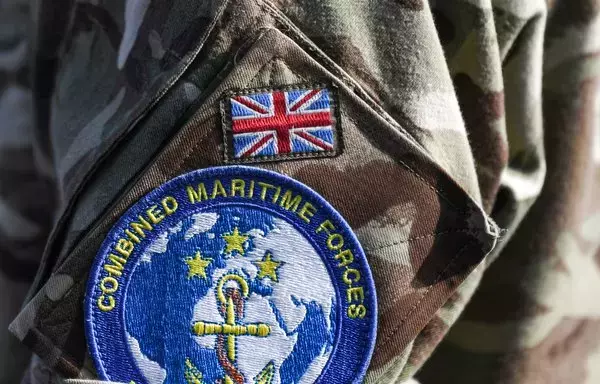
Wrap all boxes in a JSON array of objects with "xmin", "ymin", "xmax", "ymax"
[
  {"xmin": 363, "ymin": 228, "xmax": 481, "ymax": 252},
  {"xmin": 340, "ymin": 104, "xmax": 463, "ymax": 214},
  {"xmin": 268, "ymin": 59, "xmax": 275, "ymax": 86},
  {"xmin": 377, "ymin": 240, "xmax": 476, "ymax": 348},
  {"xmin": 394, "ymin": 158, "xmax": 463, "ymax": 213}
]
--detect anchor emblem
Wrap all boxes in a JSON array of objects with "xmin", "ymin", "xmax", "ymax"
[{"xmin": 191, "ymin": 273, "xmax": 275, "ymax": 384}]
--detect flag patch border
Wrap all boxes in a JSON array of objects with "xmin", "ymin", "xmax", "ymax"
[{"xmin": 220, "ymin": 83, "xmax": 343, "ymax": 164}]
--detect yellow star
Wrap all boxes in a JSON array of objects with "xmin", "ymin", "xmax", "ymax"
[
  {"xmin": 222, "ymin": 227, "xmax": 249, "ymax": 255},
  {"xmin": 185, "ymin": 251, "xmax": 211, "ymax": 279},
  {"xmin": 253, "ymin": 252, "xmax": 283, "ymax": 282}
]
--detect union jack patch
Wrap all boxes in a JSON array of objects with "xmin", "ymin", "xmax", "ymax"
[{"xmin": 221, "ymin": 85, "xmax": 340, "ymax": 163}]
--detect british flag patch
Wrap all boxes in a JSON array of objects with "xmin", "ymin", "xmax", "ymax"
[{"xmin": 221, "ymin": 85, "xmax": 340, "ymax": 163}]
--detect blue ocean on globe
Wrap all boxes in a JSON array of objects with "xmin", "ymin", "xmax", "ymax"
[{"xmin": 124, "ymin": 206, "xmax": 338, "ymax": 384}]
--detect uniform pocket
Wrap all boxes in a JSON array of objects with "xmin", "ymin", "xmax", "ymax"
[{"xmin": 11, "ymin": 11, "xmax": 498, "ymax": 380}]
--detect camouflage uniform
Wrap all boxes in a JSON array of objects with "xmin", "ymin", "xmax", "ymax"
[{"xmin": 1, "ymin": 0, "xmax": 599, "ymax": 383}]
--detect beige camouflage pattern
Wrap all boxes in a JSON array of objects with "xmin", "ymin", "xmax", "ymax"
[
  {"xmin": 418, "ymin": 1, "xmax": 600, "ymax": 383},
  {"xmin": 0, "ymin": 0, "xmax": 599, "ymax": 383}
]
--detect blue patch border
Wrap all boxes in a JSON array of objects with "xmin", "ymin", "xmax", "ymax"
[{"xmin": 85, "ymin": 165, "xmax": 376, "ymax": 384}]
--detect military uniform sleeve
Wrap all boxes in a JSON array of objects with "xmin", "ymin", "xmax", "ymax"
[
  {"xmin": 8, "ymin": 0, "xmax": 600, "ymax": 383},
  {"xmin": 8, "ymin": 1, "xmax": 499, "ymax": 382}
]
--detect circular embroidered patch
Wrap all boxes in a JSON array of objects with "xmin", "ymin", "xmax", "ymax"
[{"xmin": 85, "ymin": 166, "xmax": 377, "ymax": 384}]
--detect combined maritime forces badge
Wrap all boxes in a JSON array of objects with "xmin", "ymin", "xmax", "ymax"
[{"xmin": 85, "ymin": 166, "xmax": 377, "ymax": 384}]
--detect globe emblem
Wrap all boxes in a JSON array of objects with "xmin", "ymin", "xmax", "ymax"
[
  {"xmin": 124, "ymin": 207, "xmax": 337, "ymax": 384},
  {"xmin": 86, "ymin": 167, "xmax": 376, "ymax": 384}
]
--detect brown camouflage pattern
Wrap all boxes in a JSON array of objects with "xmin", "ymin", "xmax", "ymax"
[{"xmin": 0, "ymin": 0, "xmax": 599, "ymax": 383}]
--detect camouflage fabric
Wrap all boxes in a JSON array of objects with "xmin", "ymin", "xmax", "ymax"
[
  {"xmin": 0, "ymin": 0, "xmax": 598, "ymax": 383},
  {"xmin": 0, "ymin": 0, "xmax": 57, "ymax": 382}
]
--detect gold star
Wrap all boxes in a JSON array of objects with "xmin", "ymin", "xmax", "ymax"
[
  {"xmin": 222, "ymin": 227, "xmax": 249, "ymax": 255},
  {"xmin": 185, "ymin": 251, "xmax": 211, "ymax": 279},
  {"xmin": 253, "ymin": 252, "xmax": 283, "ymax": 282}
]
